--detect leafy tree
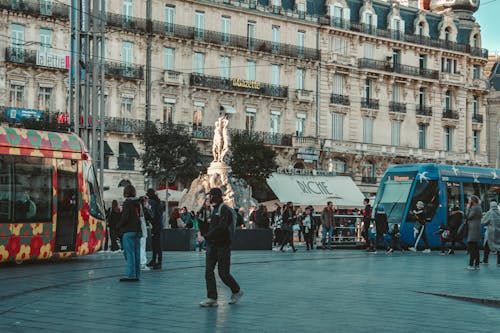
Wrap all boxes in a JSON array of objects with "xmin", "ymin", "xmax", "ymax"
[
  {"xmin": 140, "ymin": 123, "xmax": 201, "ymax": 187},
  {"xmin": 229, "ymin": 131, "xmax": 278, "ymax": 201}
]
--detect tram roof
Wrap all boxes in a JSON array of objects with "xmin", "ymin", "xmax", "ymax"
[
  {"xmin": 386, "ymin": 163, "xmax": 500, "ymax": 181},
  {"xmin": 0, "ymin": 127, "xmax": 84, "ymax": 153}
]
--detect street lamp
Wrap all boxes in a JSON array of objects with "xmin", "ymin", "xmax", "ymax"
[{"xmin": 163, "ymin": 172, "xmax": 176, "ymax": 228}]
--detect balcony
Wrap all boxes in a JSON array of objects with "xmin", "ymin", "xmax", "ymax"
[
  {"xmin": 442, "ymin": 109, "xmax": 459, "ymax": 120},
  {"xmin": 104, "ymin": 117, "xmax": 146, "ymax": 134},
  {"xmin": 104, "ymin": 61, "xmax": 144, "ymax": 80},
  {"xmin": 472, "ymin": 114, "xmax": 483, "ymax": 123},
  {"xmin": 105, "ymin": 12, "xmax": 147, "ymax": 33},
  {"xmin": 361, "ymin": 98, "xmax": 379, "ymax": 110},
  {"xmin": 0, "ymin": 0, "xmax": 69, "ymax": 20},
  {"xmin": 440, "ymin": 72, "xmax": 463, "ymax": 84},
  {"xmin": 358, "ymin": 58, "xmax": 439, "ymax": 80},
  {"xmin": 189, "ymin": 73, "xmax": 288, "ymax": 99},
  {"xmin": 163, "ymin": 70, "xmax": 182, "ymax": 85},
  {"xmin": 150, "ymin": 21, "xmax": 319, "ymax": 61},
  {"xmin": 5, "ymin": 47, "xmax": 37, "ymax": 66},
  {"xmin": 389, "ymin": 102, "xmax": 407, "ymax": 113},
  {"xmin": 295, "ymin": 89, "xmax": 313, "ymax": 102},
  {"xmin": 361, "ymin": 176, "xmax": 377, "ymax": 184},
  {"xmin": 416, "ymin": 106, "xmax": 433, "ymax": 117},
  {"xmin": 330, "ymin": 94, "xmax": 350, "ymax": 106}
]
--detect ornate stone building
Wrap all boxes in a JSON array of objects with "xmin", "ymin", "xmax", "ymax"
[
  {"xmin": 0, "ymin": 0, "xmax": 490, "ymax": 197},
  {"xmin": 486, "ymin": 57, "xmax": 500, "ymax": 168}
]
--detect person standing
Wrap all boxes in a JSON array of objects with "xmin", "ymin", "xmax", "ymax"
[
  {"xmin": 199, "ymin": 188, "xmax": 243, "ymax": 307},
  {"xmin": 481, "ymin": 200, "xmax": 500, "ymax": 266},
  {"xmin": 409, "ymin": 201, "xmax": 431, "ymax": 253},
  {"xmin": 465, "ymin": 195, "xmax": 482, "ymax": 270},
  {"xmin": 321, "ymin": 201, "xmax": 335, "ymax": 250},
  {"xmin": 116, "ymin": 185, "xmax": 142, "ymax": 282},
  {"xmin": 368, "ymin": 205, "xmax": 389, "ymax": 253},
  {"xmin": 146, "ymin": 189, "xmax": 163, "ymax": 270},
  {"xmin": 361, "ymin": 198, "xmax": 372, "ymax": 250},
  {"xmin": 108, "ymin": 200, "xmax": 122, "ymax": 252},
  {"xmin": 303, "ymin": 207, "xmax": 314, "ymax": 250},
  {"xmin": 279, "ymin": 202, "xmax": 297, "ymax": 252}
]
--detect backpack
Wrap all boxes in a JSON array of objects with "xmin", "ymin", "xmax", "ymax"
[{"xmin": 216, "ymin": 203, "xmax": 237, "ymax": 239}]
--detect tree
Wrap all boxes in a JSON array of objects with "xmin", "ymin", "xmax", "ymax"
[
  {"xmin": 229, "ymin": 131, "xmax": 278, "ymax": 201},
  {"xmin": 140, "ymin": 123, "xmax": 201, "ymax": 187}
]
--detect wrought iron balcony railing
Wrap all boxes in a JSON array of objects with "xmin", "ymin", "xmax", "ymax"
[
  {"xmin": 189, "ymin": 73, "xmax": 288, "ymax": 99},
  {"xmin": 5, "ymin": 47, "xmax": 37, "ymax": 66},
  {"xmin": 105, "ymin": 12, "xmax": 147, "ymax": 33},
  {"xmin": 472, "ymin": 114, "xmax": 483, "ymax": 123},
  {"xmin": 330, "ymin": 94, "xmax": 350, "ymax": 106},
  {"xmin": 361, "ymin": 98, "xmax": 379, "ymax": 110},
  {"xmin": 104, "ymin": 116, "xmax": 146, "ymax": 133},
  {"xmin": 442, "ymin": 109, "xmax": 459, "ymax": 120},
  {"xmin": 358, "ymin": 58, "xmax": 439, "ymax": 80},
  {"xmin": 389, "ymin": 101, "xmax": 407, "ymax": 113},
  {"xmin": 0, "ymin": 0, "xmax": 69, "ymax": 20},
  {"xmin": 416, "ymin": 106, "xmax": 433, "ymax": 116},
  {"xmin": 150, "ymin": 20, "xmax": 319, "ymax": 61},
  {"xmin": 104, "ymin": 61, "xmax": 144, "ymax": 80}
]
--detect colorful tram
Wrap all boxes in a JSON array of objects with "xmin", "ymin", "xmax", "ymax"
[
  {"xmin": 372, "ymin": 163, "xmax": 500, "ymax": 248},
  {"xmin": 0, "ymin": 127, "xmax": 106, "ymax": 263}
]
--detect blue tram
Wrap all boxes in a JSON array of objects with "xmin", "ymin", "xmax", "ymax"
[{"xmin": 372, "ymin": 163, "xmax": 500, "ymax": 248}]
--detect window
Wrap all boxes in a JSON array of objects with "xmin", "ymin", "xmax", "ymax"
[
  {"xmin": 418, "ymin": 87, "xmax": 426, "ymax": 109},
  {"xmin": 246, "ymin": 61, "xmax": 256, "ymax": 80},
  {"xmin": 444, "ymin": 27, "xmax": 451, "ymax": 41},
  {"xmin": 86, "ymin": 161, "xmax": 105, "ymax": 219},
  {"xmin": 393, "ymin": 49, "xmax": 401, "ymax": 68},
  {"xmin": 271, "ymin": 64, "xmax": 280, "ymax": 86},
  {"xmin": 418, "ymin": 124, "xmax": 426, "ymax": 149},
  {"xmin": 40, "ymin": 0, "xmax": 53, "ymax": 15},
  {"xmin": 10, "ymin": 24, "xmax": 24, "ymax": 61},
  {"xmin": 297, "ymin": 2, "xmax": 305, "ymax": 18},
  {"xmin": 418, "ymin": 22, "xmax": 424, "ymax": 36},
  {"xmin": 247, "ymin": 21, "xmax": 256, "ymax": 49},
  {"xmin": 331, "ymin": 5, "xmax": 343, "ymax": 27},
  {"xmin": 118, "ymin": 142, "xmax": 139, "ymax": 171},
  {"xmin": 270, "ymin": 111, "xmax": 280, "ymax": 134},
  {"xmin": 221, "ymin": 16, "xmax": 230, "ymax": 44},
  {"xmin": 194, "ymin": 11, "xmax": 204, "ymax": 40},
  {"xmin": 245, "ymin": 108, "xmax": 256, "ymax": 131},
  {"xmin": 445, "ymin": 90, "xmax": 452, "ymax": 110},
  {"xmin": 165, "ymin": 5, "xmax": 175, "ymax": 33},
  {"xmin": 10, "ymin": 83, "xmax": 24, "ymax": 108},
  {"xmin": 296, "ymin": 114, "xmax": 305, "ymax": 137},
  {"xmin": 330, "ymin": 37, "xmax": 348, "ymax": 56},
  {"xmin": 121, "ymin": 96, "xmax": 133, "ymax": 114},
  {"xmin": 392, "ymin": 19, "xmax": 402, "ymax": 39},
  {"xmin": 362, "ymin": 161, "xmax": 375, "ymax": 181},
  {"xmin": 7, "ymin": 156, "xmax": 53, "ymax": 222},
  {"xmin": 472, "ymin": 96, "xmax": 479, "ymax": 118},
  {"xmin": 122, "ymin": 41, "xmax": 133, "ymax": 64},
  {"xmin": 194, "ymin": 52, "xmax": 204, "ymax": 74},
  {"xmin": 164, "ymin": 47, "xmax": 174, "ymax": 70},
  {"xmin": 419, "ymin": 54, "xmax": 427, "ymax": 70},
  {"xmin": 298, "ymin": 31, "xmax": 305, "ymax": 56},
  {"xmin": 220, "ymin": 56, "xmax": 230, "ymax": 79},
  {"xmin": 163, "ymin": 98, "xmax": 175, "ymax": 123},
  {"xmin": 296, "ymin": 69, "xmax": 305, "ymax": 90},
  {"xmin": 333, "ymin": 160, "xmax": 346, "ymax": 173},
  {"xmin": 122, "ymin": 0, "xmax": 132, "ymax": 17},
  {"xmin": 364, "ymin": 12, "xmax": 373, "ymax": 33},
  {"xmin": 392, "ymin": 83, "xmax": 401, "ymax": 103},
  {"xmin": 363, "ymin": 117, "xmax": 373, "ymax": 143},
  {"xmin": 193, "ymin": 103, "xmax": 204, "ymax": 131},
  {"xmin": 473, "ymin": 130, "xmax": 480, "ymax": 153},
  {"xmin": 441, "ymin": 57, "xmax": 455, "ymax": 73},
  {"xmin": 472, "ymin": 34, "xmax": 478, "ymax": 48},
  {"xmin": 333, "ymin": 74, "xmax": 344, "ymax": 95},
  {"xmin": 272, "ymin": 26, "xmax": 280, "ymax": 53},
  {"xmin": 363, "ymin": 79, "xmax": 372, "ymax": 99},
  {"xmin": 38, "ymin": 86, "xmax": 53, "ymax": 111},
  {"xmin": 473, "ymin": 65, "xmax": 481, "ymax": 79},
  {"xmin": 444, "ymin": 127, "xmax": 454, "ymax": 152},
  {"xmin": 363, "ymin": 43, "xmax": 374, "ymax": 58},
  {"xmin": 332, "ymin": 113, "xmax": 344, "ymax": 141},
  {"xmin": 40, "ymin": 28, "xmax": 52, "ymax": 52},
  {"xmin": 391, "ymin": 121, "xmax": 401, "ymax": 146}
]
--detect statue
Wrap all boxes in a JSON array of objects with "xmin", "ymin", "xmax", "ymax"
[{"xmin": 212, "ymin": 114, "xmax": 229, "ymax": 163}]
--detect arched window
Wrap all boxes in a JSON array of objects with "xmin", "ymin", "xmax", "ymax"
[
  {"xmin": 333, "ymin": 159, "xmax": 346, "ymax": 173},
  {"xmin": 472, "ymin": 34, "xmax": 479, "ymax": 48},
  {"xmin": 118, "ymin": 179, "xmax": 131, "ymax": 187},
  {"xmin": 444, "ymin": 27, "xmax": 451, "ymax": 41},
  {"xmin": 362, "ymin": 161, "xmax": 376, "ymax": 183},
  {"xmin": 418, "ymin": 22, "xmax": 424, "ymax": 36}
]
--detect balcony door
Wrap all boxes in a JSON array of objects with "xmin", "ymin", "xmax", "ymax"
[
  {"xmin": 11, "ymin": 24, "xmax": 24, "ymax": 62},
  {"xmin": 122, "ymin": 41, "xmax": 133, "ymax": 76},
  {"xmin": 195, "ymin": 11, "xmax": 205, "ymax": 40}
]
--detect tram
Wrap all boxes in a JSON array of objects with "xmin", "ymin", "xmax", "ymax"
[
  {"xmin": 372, "ymin": 163, "xmax": 500, "ymax": 247},
  {"xmin": 0, "ymin": 127, "xmax": 106, "ymax": 263}
]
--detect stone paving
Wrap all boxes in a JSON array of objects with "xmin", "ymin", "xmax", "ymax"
[{"xmin": 1, "ymin": 246, "xmax": 500, "ymax": 333}]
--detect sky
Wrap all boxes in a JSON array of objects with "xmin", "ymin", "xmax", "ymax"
[{"xmin": 475, "ymin": 0, "xmax": 500, "ymax": 55}]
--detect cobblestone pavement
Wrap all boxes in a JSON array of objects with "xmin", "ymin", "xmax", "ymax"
[{"xmin": 1, "ymin": 247, "xmax": 500, "ymax": 333}]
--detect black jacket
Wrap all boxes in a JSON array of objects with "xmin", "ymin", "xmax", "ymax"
[
  {"xmin": 116, "ymin": 197, "xmax": 142, "ymax": 234},
  {"xmin": 374, "ymin": 212, "xmax": 389, "ymax": 234},
  {"xmin": 205, "ymin": 203, "xmax": 232, "ymax": 247}
]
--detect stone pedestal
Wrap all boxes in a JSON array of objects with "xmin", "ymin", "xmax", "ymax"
[{"xmin": 207, "ymin": 162, "xmax": 232, "ymax": 175}]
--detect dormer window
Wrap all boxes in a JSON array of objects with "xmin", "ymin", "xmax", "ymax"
[
  {"xmin": 444, "ymin": 27, "xmax": 451, "ymax": 41},
  {"xmin": 418, "ymin": 22, "xmax": 424, "ymax": 36},
  {"xmin": 472, "ymin": 34, "xmax": 478, "ymax": 48}
]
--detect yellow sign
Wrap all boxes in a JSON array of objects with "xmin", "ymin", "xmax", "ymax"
[{"xmin": 231, "ymin": 78, "xmax": 261, "ymax": 90}]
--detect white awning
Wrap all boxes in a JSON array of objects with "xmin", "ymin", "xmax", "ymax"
[{"xmin": 266, "ymin": 173, "xmax": 365, "ymax": 208}]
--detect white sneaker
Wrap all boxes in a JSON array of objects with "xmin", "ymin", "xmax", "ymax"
[
  {"xmin": 465, "ymin": 266, "xmax": 475, "ymax": 271},
  {"xmin": 228, "ymin": 290, "xmax": 244, "ymax": 304},
  {"xmin": 199, "ymin": 298, "xmax": 218, "ymax": 307},
  {"xmin": 409, "ymin": 247, "xmax": 417, "ymax": 252},
  {"xmin": 141, "ymin": 265, "xmax": 151, "ymax": 271},
  {"xmin": 386, "ymin": 248, "xmax": 393, "ymax": 254},
  {"xmin": 423, "ymin": 249, "xmax": 431, "ymax": 253}
]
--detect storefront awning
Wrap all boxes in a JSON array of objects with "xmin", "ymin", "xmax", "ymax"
[
  {"xmin": 119, "ymin": 142, "xmax": 139, "ymax": 158},
  {"xmin": 98, "ymin": 141, "xmax": 114, "ymax": 156},
  {"xmin": 266, "ymin": 173, "xmax": 365, "ymax": 208}
]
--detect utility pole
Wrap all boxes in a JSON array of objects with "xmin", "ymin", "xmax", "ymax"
[{"xmin": 146, "ymin": 0, "xmax": 152, "ymax": 124}]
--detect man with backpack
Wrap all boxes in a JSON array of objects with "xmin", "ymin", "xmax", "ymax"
[{"xmin": 199, "ymin": 187, "xmax": 243, "ymax": 307}]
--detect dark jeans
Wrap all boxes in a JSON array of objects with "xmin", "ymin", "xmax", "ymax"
[
  {"xmin": 274, "ymin": 228, "xmax": 283, "ymax": 246},
  {"xmin": 391, "ymin": 238, "xmax": 402, "ymax": 251},
  {"xmin": 468, "ymin": 241, "xmax": 480, "ymax": 267},
  {"xmin": 362, "ymin": 229, "xmax": 371, "ymax": 249},
  {"xmin": 375, "ymin": 233, "xmax": 388, "ymax": 250},
  {"xmin": 483, "ymin": 242, "xmax": 500, "ymax": 263},
  {"xmin": 415, "ymin": 224, "xmax": 430, "ymax": 249},
  {"xmin": 304, "ymin": 231, "xmax": 313, "ymax": 250},
  {"xmin": 205, "ymin": 245, "xmax": 240, "ymax": 300},
  {"xmin": 151, "ymin": 226, "xmax": 162, "ymax": 265},
  {"xmin": 109, "ymin": 227, "xmax": 120, "ymax": 251},
  {"xmin": 280, "ymin": 230, "xmax": 296, "ymax": 250}
]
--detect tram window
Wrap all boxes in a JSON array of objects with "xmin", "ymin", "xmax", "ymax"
[
  {"xmin": 463, "ymin": 182, "xmax": 481, "ymax": 209},
  {"xmin": 409, "ymin": 180, "xmax": 439, "ymax": 220},
  {"xmin": 13, "ymin": 156, "xmax": 52, "ymax": 222},
  {"xmin": 480, "ymin": 184, "xmax": 500, "ymax": 212},
  {"xmin": 446, "ymin": 182, "xmax": 461, "ymax": 211},
  {"xmin": 0, "ymin": 156, "xmax": 13, "ymax": 222},
  {"xmin": 86, "ymin": 163, "xmax": 105, "ymax": 220}
]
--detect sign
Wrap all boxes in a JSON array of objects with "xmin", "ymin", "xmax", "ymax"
[
  {"xmin": 297, "ymin": 154, "xmax": 319, "ymax": 161},
  {"xmin": 7, "ymin": 107, "xmax": 43, "ymax": 121},
  {"xmin": 231, "ymin": 78, "xmax": 261, "ymax": 90},
  {"xmin": 36, "ymin": 51, "xmax": 70, "ymax": 69},
  {"xmin": 297, "ymin": 148, "xmax": 320, "ymax": 155},
  {"xmin": 276, "ymin": 167, "xmax": 336, "ymax": 177}
]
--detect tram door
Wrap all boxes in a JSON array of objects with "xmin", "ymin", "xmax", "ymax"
[{"xmin": 55, "ymin": 160, "xmax": 78, "ymax": 252}]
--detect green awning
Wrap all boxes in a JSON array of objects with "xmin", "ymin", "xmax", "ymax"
[
  {"xmin": 119, "ymin": 142, "xmax": 139, "ymax": 158},
  {"xmin": 98, "ymin": 141, "xmax": 113, "ymax": 155}
]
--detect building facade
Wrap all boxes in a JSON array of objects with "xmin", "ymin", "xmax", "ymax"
[{"xmin": 0, "ymin": 0, "xmax": 490, "ymax": 197}]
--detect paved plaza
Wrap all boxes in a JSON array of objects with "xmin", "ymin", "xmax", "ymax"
[{"xmin": 1, "ymin": 247, "xmax": 500, "ymax": 333}]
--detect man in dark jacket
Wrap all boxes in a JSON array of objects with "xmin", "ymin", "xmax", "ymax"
[{"xmin": 200, "ymin": 188, "xmax": 243, "ymax": 307}]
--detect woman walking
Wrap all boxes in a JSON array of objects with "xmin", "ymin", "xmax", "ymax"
[
  {"xmin": 146, "ymin": 189, "xmax": 163, "ymax": 270},
  {"xmin": 116, "ymin": 185, "xmax": 142, "ymax": 281},
  {"xmin": 108, "ymin": 200, "xmax": 122, "ymax": 251},
  {"xmin": 465, "ymin": 195, "xmax": 482, "ymax": 270}
]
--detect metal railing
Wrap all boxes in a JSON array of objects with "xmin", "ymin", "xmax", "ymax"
[
  {"xmin": 104, "ymin": 116, "xmax": 146, "ymax": 133},
  {"xmin": 389, "ymin": 101, "xmax": 407, "ymax": 113},
  {"xmin": 361, "ymin": 98, "xmax": 379, "ymax": 110},
  {"xmin": 442, "ymin": 109, "xmax": 459, "ymax": 120},
  {"xmin": 5, "ymin": 47, "xmax": 37, "ymax": 66},
  {"xmin": 472, "ymin": 114, "xmax": 483, "ymax": 123},
  {"xmin": 189, "ymin": 73, "xmax": 288, "ymax": 99},
  {"xmin": 416, "ymin": 106, "xmax": 433, "ymax": 116},
  {"xmin": 0, "ymin": 0, "xmax": 69, "ymax": 20},
  {"xmin": 358, "ymin": 58, "xmax": 439, "ymax": 80},
  {"xmin": 104, "ymin": 61, "xmax": 144, "ymax": 80},
  {"xmin": 330, "ymin": 94, "xmax": 350, "ymax": 106}
]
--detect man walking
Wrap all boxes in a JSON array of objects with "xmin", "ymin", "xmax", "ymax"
[
  {"xmin": 199, "ymin": 188, "xmax": 243, "ymax": 307},
  {"xmin": 321, "ymin": 201, "xmax": 335, "ymax": 249}
]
